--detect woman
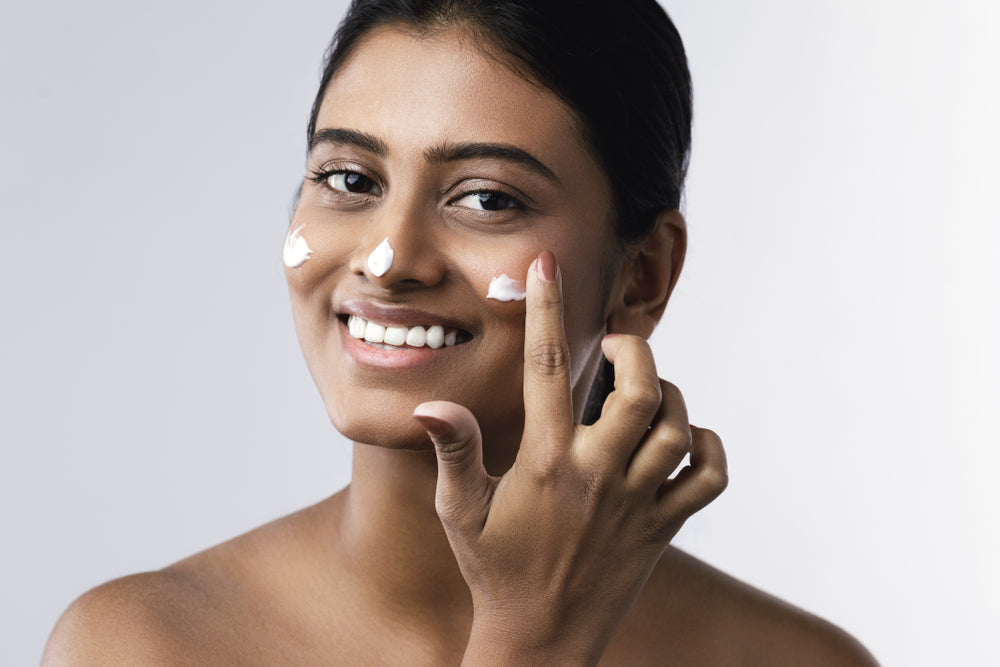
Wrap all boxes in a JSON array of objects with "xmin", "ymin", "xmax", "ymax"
[{"xmin": 44, "ymin": 0, "xmax": 877, "ymax": 664}]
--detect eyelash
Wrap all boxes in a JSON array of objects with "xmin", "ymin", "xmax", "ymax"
[
  {"xmin": 307, "ymin": 168, "xmax": 378, "ymax": 192},
  {"xmin": 307, "ymin": 168, "xmax": 525, "ymax": 214}
]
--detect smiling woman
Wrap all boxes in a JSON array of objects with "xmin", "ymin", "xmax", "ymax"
[{"xmin": 40, "ymin": 1, "xmax": 878, "ymax": 665}]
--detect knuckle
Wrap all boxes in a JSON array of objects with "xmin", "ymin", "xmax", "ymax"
[
  {"xmin": 701, "ymin": 466, "xmax": 729, "ymax": 496},
  {"xmin": 659, "ymin": 380, "xmax": 687, "ymax": 410},
  {"xmin": 660, "ymin": 379, "xmax": 683, "ymax": 399},
  {"xmin": 526, "ymin": 338, "xmax": 570, "ymax": 378},
  {"xmin": 658, "ymin": 442, "xmax": 690, "ymax": 470},
  {"xmin": 699, "ymin": 427, "xmax": 723, "ymax": 445},
  {"xmin": 432, "ymin": 433, "xmax": 474, "ymax": 464},
  {"xmin": 535, "ymin": 281, "xmax": 563, "ymax": 308},
  {"xmin": 618, "ymin": 381, "xmax": 662, "ymax": 418},
  {"xmin": 659, "ymin": 423, "xmax": 693, "ymax": 456},
  {"xmin": 524, "ymin": 447, "xmax": 566, "ymax": 485}
]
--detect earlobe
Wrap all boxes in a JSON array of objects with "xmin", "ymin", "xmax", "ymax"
[{"xmin": 606, "ymin": 210, "xmax": 687, "ymax": 339}]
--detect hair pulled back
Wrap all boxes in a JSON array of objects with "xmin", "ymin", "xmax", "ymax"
[{"xmin": 307, "ymin": 0, "xmax": 693, "ymax": 243}]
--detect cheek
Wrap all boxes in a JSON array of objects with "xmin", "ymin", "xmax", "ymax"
[
  {"xmin": 452, "ymin": 240, "xmax": 533, "ymax": 303},
  {"xmin": 283, "ymin": 211, "xmax": 356, "ymax": 294},
  {"xmin": 553, "ymin": 241, "xmax": 616, "ymax": 386},
  {"xmin": 283, "ymin": 214, "xmax": 361, "ymax": 375},
  {"xmin": 462, "ymin": 237, "xmax": 611, "ymax": 392}
]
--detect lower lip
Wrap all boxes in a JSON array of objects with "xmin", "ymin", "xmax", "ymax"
[{"xmin": 339, "ymin": 321, "xmax": 468, "ymax": 369}]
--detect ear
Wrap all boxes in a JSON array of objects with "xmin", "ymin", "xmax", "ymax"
[{"xmin": 606, "ymin": 210, "xmax": 687, "ymax": 339}]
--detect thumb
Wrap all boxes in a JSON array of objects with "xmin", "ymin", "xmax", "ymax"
[{"xmin": 413, "ymin": 400, "xmax": 491, "ymax": 532}]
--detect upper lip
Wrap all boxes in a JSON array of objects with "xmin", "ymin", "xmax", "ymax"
[{"xmin": 337, "ymin": 299, "xmax": 476, "ymax": 334}]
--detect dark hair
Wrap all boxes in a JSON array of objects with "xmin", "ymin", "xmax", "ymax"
[
  {"xmin": 306, "ymin": 0, "xmax": 692, "ymax": 423},
  {"xmin": 307, "ymin": 0, "xmax": 692, "ymax": 244}
]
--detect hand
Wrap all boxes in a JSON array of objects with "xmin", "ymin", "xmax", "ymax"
[{"xmin": 413, "ymin": 250, "xmax": 727, "ymax": 665}]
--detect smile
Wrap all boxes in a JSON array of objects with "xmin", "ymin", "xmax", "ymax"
[{"xmin": 344, "ymin": 315, "xmax": 473, "ymax": 349}]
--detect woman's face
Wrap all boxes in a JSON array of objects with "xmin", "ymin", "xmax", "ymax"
[{"xmin": 287, "ymin": 26, "xmax": 625, "ymax": 462}]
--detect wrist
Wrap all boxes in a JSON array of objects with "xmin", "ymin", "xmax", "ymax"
[{"xmin": 462, "ymin": 611, "xmax": 603, "ymax": 667}]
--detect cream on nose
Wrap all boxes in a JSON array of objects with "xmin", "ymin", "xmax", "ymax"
[{"xmin": 367, "ymin": 237, "xmax": 394, "ymax": 277}]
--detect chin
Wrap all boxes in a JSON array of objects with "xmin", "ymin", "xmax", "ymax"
[
  {"xmin": 323, "ymin": 390, "xmax": 526, "ymax": 467},
  {"xmin": 325, "ymin": 398, "xmax": 435, "ymax": 450}
]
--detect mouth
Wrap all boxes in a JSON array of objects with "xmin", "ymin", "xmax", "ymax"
[{"xmin": 340, "ymin": 314, "xmax": 474, "ymax": 350}]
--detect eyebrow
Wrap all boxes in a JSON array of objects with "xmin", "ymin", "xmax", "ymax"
[
  {"xmin": 310, "ymin": 128, "xmax": 558, "ymax": 183},
  {"xmin": 424, "ymin": 142, "xmax": 558, "ymax": 183},
  {"xmin": 310, "ymin": 128, "xmax": 388, "ymax": 156}
]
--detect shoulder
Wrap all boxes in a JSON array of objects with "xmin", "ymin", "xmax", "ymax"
[
  {"xmin": 612, "ymin": 547, "xmax": 879, "ymax": 666},
  {"xmin": 41, "ymin": 569, "xmax": 210, "ymax": 666},
  {"xmin": 42, "ymin": 497, "xmax": 341, "ymax": 666}
]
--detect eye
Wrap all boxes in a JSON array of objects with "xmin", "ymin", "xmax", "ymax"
[
  {"xmin": 453, "ymin": 191, "xmax": 520, "ymax": 212},
  {"xmin": 326, "ymin": 170, "xmax": 381, "ymax": 195}
]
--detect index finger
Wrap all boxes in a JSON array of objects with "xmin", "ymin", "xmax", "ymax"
[{"xmin": 522, "ymin": 250, "xmax": 574, "ymax": 443}]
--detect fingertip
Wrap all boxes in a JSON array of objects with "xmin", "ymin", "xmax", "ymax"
[
  {"xmin": 413, "ymin": 399, "xmax": 464, "ymax": 420},
  {"xmin": 412, "ymin": 400, "xmax": 441, "ymax": 419},
  {"xmin": 412, "ymin": 412, "xmax": 453, "ymax": 438},
  {"xmin": 526, "ymin": 250, "xmax": 559, "ymax": 290},
  {"xmin": 413, "ymin": 401, "xmax": 450, "ymax": 436},
  {"xmin": 525, "ymin": 257, "xmax": 539, "ymax": 282},
  {"xmin": 600, "ymin": 333, "xmax": 621, "ymax": 360},
  {"xmin": 537, "ymin": 249, "xmax": 558, "ymax": 282}
]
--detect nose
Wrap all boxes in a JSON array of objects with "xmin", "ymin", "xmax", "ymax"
[{"xmin": 350, "ymin": 195, "xmax": 446, "ymax": 289}]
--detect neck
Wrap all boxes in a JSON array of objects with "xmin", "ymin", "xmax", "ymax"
[
  {"xmin": 336, "ymin": 442, "xmax": 474, "ymax": 627},
  {"xmin": 332, "ymin": 399, "xmax": 529, "ymax": 609},
  {"xmin": 326, "ymin": 351, "xmax": 604, "ymax": 628}
]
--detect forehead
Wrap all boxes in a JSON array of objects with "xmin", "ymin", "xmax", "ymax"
[{"xmin": 314, "ymin": 25, "xmax": 597, "ymax": 175}]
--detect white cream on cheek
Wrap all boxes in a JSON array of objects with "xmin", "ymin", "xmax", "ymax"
[
  {"xmin": 486, "ymin": 274, "xmax": 527, "ymax": 302},
  {"xmin": 367, "ymin": 237, "xmax": 394, "ymax": 277},
  {"xmin": 283, "ymin": 225, "xmax": 313, "ymax": 268}
]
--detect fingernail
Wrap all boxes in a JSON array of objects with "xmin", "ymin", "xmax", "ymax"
[
  {"xmin": 413, "ymin": 413, "xmax": 452, "ymax": 437},
  {"xmin": 603, "ymin": 333, "xmax": 621, "ymax": 340},
  {"xmin": 536, "ymin": 250, "xmax": 557, "ymax": 282},
  {"xmin": 689, "ymin": 424, "xmax": 697, "ymax": 429}
]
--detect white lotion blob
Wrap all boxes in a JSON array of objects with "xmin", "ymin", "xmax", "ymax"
[
  {"xmin": 486, "ymin": 274, "xmax": 527, "ymax": 302},
  {"xmin": 368, "ymin": 237, "xmax": 394, "ymax": 277},
  {"xmin": 283, "ymin": 225, "xmax": 313, "ymax": 268}
]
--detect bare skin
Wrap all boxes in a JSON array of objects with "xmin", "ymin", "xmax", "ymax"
[
  {"xmin": 43, "ymin": 493, "xmax": 876, "ymax": 666},
  {"xmin": 43, "ymin": 25, "xmax": 878, "ymax": 666}
]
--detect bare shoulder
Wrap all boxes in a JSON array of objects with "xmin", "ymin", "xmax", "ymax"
[
  {"xmin": 41, "ymin": 569, "xmax": 210, "ymax": 666},
  {"xmin": 608, "ymin": 547, "xmax": 880, "ymax": 666},
  {"xmin": 42, "ymin": 496, "xmax": 340, "ymax": 666}
]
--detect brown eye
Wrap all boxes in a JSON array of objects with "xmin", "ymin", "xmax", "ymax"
[
  {"xmin": 454, "ymin": 191, "xmax": 518, "ymax": 212},
  {"xmin": 327, "ymin": 171, "xmax": 381, "ymax": 195}
]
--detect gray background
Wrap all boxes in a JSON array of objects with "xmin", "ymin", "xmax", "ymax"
[{"xmin": 3, "ymin": 1, "xmax": 998, "ymax": 664}]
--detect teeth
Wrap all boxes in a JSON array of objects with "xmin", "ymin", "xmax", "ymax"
[
  {"xmin": 348, "ymin": 316, "xmax": 366, "ymax": 338},
  {"xmin": 384, "ymin": 326, "xmax": 407, "ymax": 346},
  {"xmin": 346, "ymin": 315, "xmax": 465, "ymax": 349},
  {"xmin": 363, "ymin": 321, "xmax": 385, "ymax": 344},
  {"xmin": 405, "ymin": 326, "xmax": 427, "ymax": 347},
  {"xmin": 426, "ymin": 325, "xmax": 444, "ymax": 349}
]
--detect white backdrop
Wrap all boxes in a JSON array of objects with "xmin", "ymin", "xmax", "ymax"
[{"xmin": 2, "ymin": 1, "xmax": 997, "ymax": 664}]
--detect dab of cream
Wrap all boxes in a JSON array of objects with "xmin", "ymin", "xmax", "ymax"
[
  {"xmin": 368, "ymin": 237, "xmax": 394, "ymax": 277},
  {"xmin": 487, "ymin": 274, "xmax": 527, "ymax": 301},
  {"xmin": 283, "ymin": 225, "xmax": 312, "ymax": 268}
]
